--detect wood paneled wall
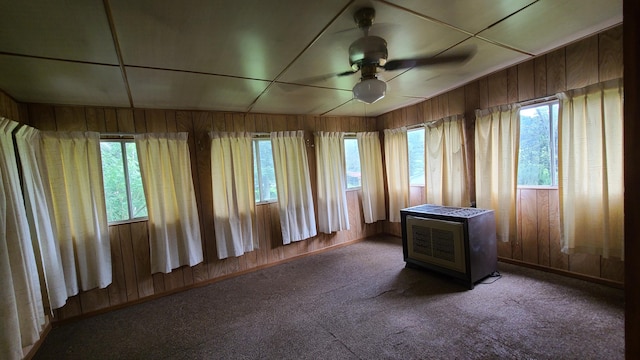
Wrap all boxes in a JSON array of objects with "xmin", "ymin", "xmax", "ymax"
[
  {"xmin": 0, "ymin": 90, "xmax": 24, "ymax": 122},
  {"xmin": 25, "ymin": 105, "xmax": 383, "ymax": 321},
  {"xmin": 377, "ymin": 25, "xmax": 624, "ymax": 284}
]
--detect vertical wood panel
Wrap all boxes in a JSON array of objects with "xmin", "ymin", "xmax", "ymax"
[
  {"xmin": 599, "ymin": 26, "xmax": 623, "ymax": 82},
  {"xmin": 517, "ymin": 60, "xmax": 535, "ymax": 102},
  {"xmin": 107, "ymin": 225, "xmax": 127, "ymax": 306},
  {"xmin": 566, "ymin": 36, "xmax": 599, "ymax": 89},
  {"xmin": 507, "ymin": 67, "xmax": 518, "ymax": 104},
  {"xmin": 85, "ymin": 107, "xmax": 107, "ymax": 132},
  {"xmin": 131, "ymin": 221, "xmax": 154, "ymax": 298},
  {"xmin": 117, "ymin": 224, "xmax": 139, "ymax": 301},
  {"xmin": 54, "ymin": 106, "xmax": 87, "ymax": 131},
  {"xmin": 28, "ymin": 104, "xmax": 57, "ymax": 131},
  {"xmin": 116, "ymin": 109, "xmax": 135, "ymax": 133},
  {"xmin": 546, "ymin": 49, "xmax": 566, "ymax": 94},
  {"xmin": 536, "ymin": 190, "xmax": 550, "ymax": 267},
  {"xmin": 487, "ymin": 70, "xmax": 508, "ymax": 107},
  {"xmin": 569, "ymin": 253, "xmax": 601, "ymax": 277},
  {"xmin": 534, "ymin": 57, "xmax": 547, "ymax": 98},
  {"xmin": 512, "ymin": 189, "xmax": 523, "ymax": 261},
  {"xmin": 520, "ymin": 189, "xmax": 538, "ymax": 263}
]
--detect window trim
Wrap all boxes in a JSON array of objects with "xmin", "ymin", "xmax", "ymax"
[
  {"xmin": 407, "ymin": 126, "xmax": 426, "ymax": 187},
  {"xmin": 343, "ymin": 135, "xmax": 361, "ymax": 190},
  {"xmin": 253, "ymin": 137, "xmax": 278, "ymax": 205},
  {"xmin": 100, "ymin": 138, "xmax": 148, "ymax": 224},
  {"xmin": 517, "ymin": 100, "xmax": 559, "ymax": 188}
]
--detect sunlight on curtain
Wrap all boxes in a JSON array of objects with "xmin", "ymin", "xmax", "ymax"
[
  {"xmin": 425, "ymin": 115, "xmax": 470, "ymax": 207},
  {"xmin": 271, "ymin": 131, "xmax": 317, "ymax": 244},
  {"xmin": 135, "ymin": 133, "xmax": 203, "ymax": 273},
  {"xmin": 315, "ymin": 132, "xmax": 350, "ymax": 233},
  {"xmin": 15, "ymin": 126, "xmax": 69, "ymax": 310},
  {"xmin": 210, "ymin": 132, "xmax": 258, "ymax": 259},
  {"xmin": 384, "ymin": 127, "xmax": 409, "ymax": 222},
  {"xmin": 356, "ymin": 132, "xmax": 386, "ymax": 223},
  {"xmin": 0, "ymin": 118, "xmax": 44, "ymax": 360},
  {"xmin": 41, "ymin": 131, "xmax": 111, "ymax": 292},
  {"xmin": 558, "ymin": 79, "xmax": 624, "ymax": 259},
  {"xmin": 475, "ymin": 106, "xmax": 520, "ymax": 242}
]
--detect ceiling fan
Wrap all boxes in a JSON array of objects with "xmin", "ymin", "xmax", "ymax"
[{"xmin": 336, "ymin": 7, "xmax": 475, "ymax": 104}]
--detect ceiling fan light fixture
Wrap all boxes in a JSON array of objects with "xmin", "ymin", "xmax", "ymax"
[{"xmin": 353, "ymin": 77, "xmax": 386, "ymax": 104}]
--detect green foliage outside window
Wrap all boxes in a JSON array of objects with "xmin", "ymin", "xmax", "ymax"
[
  {"xmin": 100, "ymin": 140, "xmax": 147, "ymax": 223},
  {"xmin": 407, "ymin": 128, "xmax": 425, "ymax": 185},
  {"xmin": 344, "ymin": 138, "xmax": 361, "ymax": 189},
  {"xmin": 253, "ymin": 139, "xmax": 277, "ymax": 202},
  {"xmin": 517, "ymin": 103, "xmax": 559, "ymax": 186}
]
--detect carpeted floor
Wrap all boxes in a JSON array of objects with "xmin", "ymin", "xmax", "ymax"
[{"xmin": 33, "ymin": 236, "xmax": 624, "ymax": 360}]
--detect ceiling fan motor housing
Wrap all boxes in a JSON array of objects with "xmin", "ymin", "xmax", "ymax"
[{"xmin": 349, "ymin": 36, "xmax": 388, "ymax": 71}]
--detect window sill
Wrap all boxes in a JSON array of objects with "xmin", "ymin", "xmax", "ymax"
[{"xmin": 108, "ymin": 217, "xmax": 148, "ymax": 226}]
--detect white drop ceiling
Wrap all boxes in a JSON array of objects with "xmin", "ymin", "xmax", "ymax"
[{"xmin": 0, "ymin": 0, "xmax": 622, "ymax": 117}]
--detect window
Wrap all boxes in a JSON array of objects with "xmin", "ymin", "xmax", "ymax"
[
  {"xmin": 253, "ymin": 138, "xmax": 277, "ymax": 203},
  {"xmin": 100, "ymin": 140, "xmax": 147, "ymax": 223},
  {"xmin": 407, "ymin": 127, "xmax": 425, "ymax": 185},
  {"xmin": 517, "ymin": 101, "xmax": 559, "ymax": 186},
  {"xmin": 344, "ymin": 137, "xmax": 361, "ymax": 189}
]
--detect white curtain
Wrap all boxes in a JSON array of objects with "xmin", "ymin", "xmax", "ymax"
[
  {"xmin": 135, "ymin": 133, "xmax": 203, "ymax": 273},
  {"xmin": 425, "ymin": 115, "xmax": 470, "ymax": 207},
  {"xmin": 356, "ymin": 132, "xmax": 386, "ymax": 223},
  {"xmin": 0, "ymin": 118, "xmax": 45, "ymax": 360},
  {"xmin": 271, "ymin": 131, "xmax": 317, "ymax": 244},
  {"xmin": 210, "ymin": 132, "xmax": 258, "ymax": 259},
  {"xmin": 41, "ymin": 131, "xmax": 112, "ymax": 292},
  {"xmin": 15, "ymin": 126, "xmax": 69, "ymax": 310},
  {"xmin": 558, "ymin": 79, "xmax": 624, "ymax": 259},
  {"xmin": 315, "ymin": 132, "xmax": 350, "ymax": 233},
  {"xmin": 384, "ymin": 127, "xmax": 409, "ymax": 222},
  {"xmin": 475, "ymin": 105, "xmax": 520, "ymax": 242}
]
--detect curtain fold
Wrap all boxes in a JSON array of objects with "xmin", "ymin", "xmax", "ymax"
[
  {"xmin": 384, "ymin": 127, "xmax": 409, "ymax": 222},
  {"xmin": 15, "ymin": 126, "xmax": 69, "ymax": 310},
  {"xmin": 356, "ymin": 132, "xmax": 386, "ymax": 223},
  {"xmin": 0, "ymin": 118, "xmax": 44, "ymax": 360},
  {"xmin": 271, "ymin": 131, "xmax": 317, "ymax": 244},
  {"xmin": 135, "ymin": 132, "xmax": 203, "ymax": 273},
  {"xmin": 209, "ymin": 132, "xmax": 258, "ymax": 259},
  {"xmin": 314, "ymin": 132, "xmax": 350, "ymax": 233},
  {"xmin": 41, "ymin": 131, "xmax": 112, "ymax": 292},
  {"xmin": 425, "ymin": 115, "xmax": 470, "ymax": 207},
  {"xmin": 474, "ymin": 105, "xmax": 520, "ymax": 242},
  {"xmin": 558, "ymin": 79, "xmax": 624, "ymax": 259}
]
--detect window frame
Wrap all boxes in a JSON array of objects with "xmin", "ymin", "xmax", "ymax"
[
  {"xmin": 407, "ymin": 126, "xmax": 426, "ymax": 187},
  {"xmin": 343, "ymin": 135, "xmax": 361, "ymax": 190},
  {"xmin": 100, "ymin": 138, "xmax": 148, "ymax": 225},
  {"xmin": 517, "ymin": 100, "xmax": 559, "ymax": 189},
  {"xmin": 253, "ymin": 137, "xmax": 278, "ymax": 204}
]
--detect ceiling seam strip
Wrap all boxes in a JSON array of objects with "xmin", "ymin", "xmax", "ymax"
[
  {"xmin": 103, "ymin": 0, "xmax": 134, "ymax": 108},
  {"xmin": 0, "ymin": 51, "xmax": 118, "ymax": 67},
  {"xmin": 244, "ymin": 0, "xmax": 358, "ymax": 115}
]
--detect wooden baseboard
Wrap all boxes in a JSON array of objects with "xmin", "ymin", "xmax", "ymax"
[{"xmin": 498, "ymin": 257, "xmax": 624, "ymax": 289}]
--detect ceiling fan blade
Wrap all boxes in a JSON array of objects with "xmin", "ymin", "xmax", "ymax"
[
  {"xmin": 288, "ymin": 70, "xmax": 357, "ymax": 86},
  {"xmin": 383, "ymin": 50, "xmax": 476, "ymax": 71}
]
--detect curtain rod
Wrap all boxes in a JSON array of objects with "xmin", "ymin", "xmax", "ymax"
[{"xmin": 517, "ymin": 95, "xmax": 558, "ymax": 108}]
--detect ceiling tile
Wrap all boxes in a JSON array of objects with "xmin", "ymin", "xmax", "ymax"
[
  {"xmin": 126, "ymin": 67, "xmax": 270, "ymax": 112},
  {"xmin": 388, "ymin": 37, "xmax": 530, "ymax": 98},
  {"xmin": 250, "ymin": 83, "xmax": 353, "ymax": 115},
  {"xmin": 0, "ymin": 0, "xmax": 118, "ymax": 64},
  {"xmin": 0, "ymin": 55, "xmax": 129, "ymax": 107},
  {"xmin": 385, "ymin": 0, "xmax": 536, "ymax": 34},
  {"xmin": 278, "ymin": 1, "xmax": 470, "ymax": 89},
  {"xmin": 478, "ymin": 0, "xmax": 622, "ymax": 55},
  {"xmin": 109, "ymin": 0, "xmax": 350, "ymax": 80}
]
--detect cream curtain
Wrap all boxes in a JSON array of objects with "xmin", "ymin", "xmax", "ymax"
[
  {"xmin": 15, "ymin": 126, "xmax": 69, "ymax": 310},
  {"xmin": 384, "ymin": 127, "xmax": 409, "ymax": 222},
  {"xmin": 0, "ymin": 118, "xmax": 45, "ymax": 360},
  {"xmin": 135, "ymin": 133, "xmax": 203, "ymax": 273},
  {"xmin": 475, "ymin": 105, "xmax": 520, "ymax": 242},
  {"xmin": 41, "ymin": 131, "xmax": 112, "ymax": 292},
  {"xmin": 425, "ymin": 115, "xmax": 470, "ymax": 207},
  {"xmin": 315, "ymin": 132, "xmax": 350, "ymax": 233},
  {"xmin": 558, "ymin": 79, "xmax": 624, "ymax": 259},
  {"xmin": 210, "ymin": 132, "xmax": 258, "ymax": 259},
  {"xmin": 271, "ymin": 131, "xmax": 317, "ymax": 244},
  {"xmin": 356, "ymin": 132, "xmax": 386, "ymax": 223}
]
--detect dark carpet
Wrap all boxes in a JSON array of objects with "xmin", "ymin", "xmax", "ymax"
[{"xmin": 33, "ymin": 236, "xmax": 624, "ymax": 360}]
